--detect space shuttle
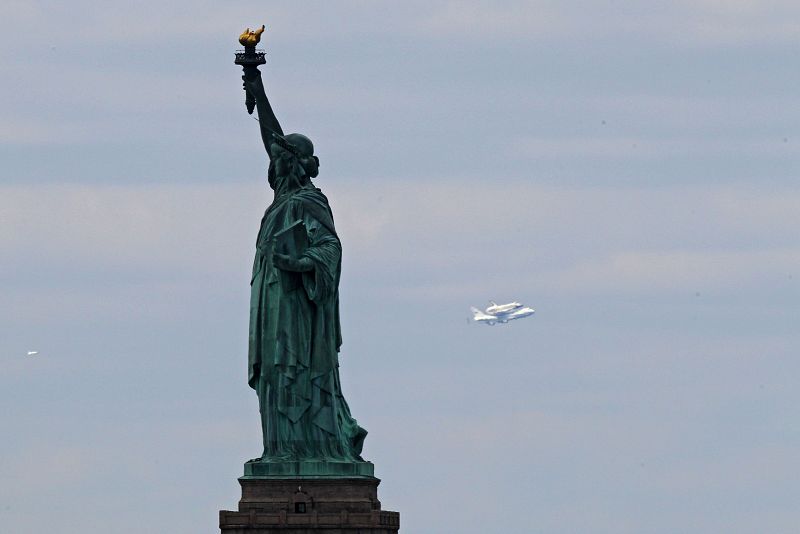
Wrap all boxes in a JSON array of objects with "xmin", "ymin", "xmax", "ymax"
[
  {"xmin": 485, "ymin": 301, "xmax": 523, "ymax": 315},
  {"xmin": 470, "ymin": 301, "xmax": 535, "ymax": 326}
]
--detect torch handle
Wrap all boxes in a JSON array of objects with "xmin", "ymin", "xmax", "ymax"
[
  {"xmin": 236, "ymin": 46, "xmax": 265, "ymax": 115},
  {"xmin": 245, "ymin": 85, "xmax": 256, "ymax": 114}
]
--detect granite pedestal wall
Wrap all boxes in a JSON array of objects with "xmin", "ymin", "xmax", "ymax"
[{"xmin": 220, "ymin": 467, "xmax": 400, "ymax": 533}]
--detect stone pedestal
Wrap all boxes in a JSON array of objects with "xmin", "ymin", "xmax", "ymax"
[{"xmin": 220, "ymin": 476, "xmax": 400, "ymax": 533}]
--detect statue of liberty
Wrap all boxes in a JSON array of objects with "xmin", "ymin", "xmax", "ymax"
[{"xmin": 236, "ymin": 27, "xmax": 368, "ymax": 471}]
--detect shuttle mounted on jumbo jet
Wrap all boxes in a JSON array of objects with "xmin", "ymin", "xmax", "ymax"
[{"xmin": 470, "ymin": 301, "xmax": 535, "ymax": 326}]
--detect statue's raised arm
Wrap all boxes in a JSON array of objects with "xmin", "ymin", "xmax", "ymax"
[{"xmin": 238, "ymin": 25, "xmax": 284, "ymax": 156}]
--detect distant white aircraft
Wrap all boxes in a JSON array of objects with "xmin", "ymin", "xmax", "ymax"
[
  {"xmin": 27, "ymin": 351, "xmax": 38, "ymax": 356},
  {"xmin": 485, "ymin": 301, "xmax": 522, "ymax": 315},
  {"xmin": 470, "ymin": 303, "xmax": 535, "ymax": 325}
]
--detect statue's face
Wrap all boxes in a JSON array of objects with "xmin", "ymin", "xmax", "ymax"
[
  {"xmin": 270, "ymin": 134, "xmax": 313, "ymax": 180},
  {"xmin": 270, "ymin": 143, "xmax": 300, "ymax": 189}
]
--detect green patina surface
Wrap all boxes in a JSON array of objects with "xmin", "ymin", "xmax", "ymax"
[
  {"xmin": 236, "ymin": 44, "xmax": 368, "ymax": 478},
  {"xmin": 243, "ymin": 460, "xmax": 375, "ymax": 479}
]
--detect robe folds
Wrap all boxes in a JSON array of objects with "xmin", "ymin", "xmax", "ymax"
[{"xmin": 248, "ymin": 185, "xmax": 366, "ymax": 461}]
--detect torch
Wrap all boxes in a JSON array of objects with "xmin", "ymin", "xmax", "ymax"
[{"xmin": 235, "ymin": 25, "xmax": 266, "ymax": 114}]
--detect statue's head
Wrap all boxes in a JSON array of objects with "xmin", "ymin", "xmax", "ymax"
[
  {"xmin": 285, "ymin": 133, "xmax": 313, "ymax": 157},
  {"xmin": 268, "ymin": 133, "xmax": 320, "ymax": 193},
  {"xmin": 278, "ymin": 133, "xmax": 319, "ymax": 179}
]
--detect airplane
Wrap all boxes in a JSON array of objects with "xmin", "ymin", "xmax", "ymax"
[
  {"xmin": 485, "ymin": 301, "xmax": 523, "ymax": 315},
  {"xmin": 470, "ymin": 305, "xmax": 535, "ymax": 326}
]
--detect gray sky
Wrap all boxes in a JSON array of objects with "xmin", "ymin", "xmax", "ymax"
[{"xmin": 1, "ymin": 1, "xmax": 799, "ymax": 533}]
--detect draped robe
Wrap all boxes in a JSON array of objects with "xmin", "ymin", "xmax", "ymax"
[{"xmin": 248, "ymin": 183, "xmax": 366, "ymax": 462}]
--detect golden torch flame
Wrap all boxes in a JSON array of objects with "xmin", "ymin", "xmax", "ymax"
[{"xmin": 239, "ymin": 25, "xmax": 265, "ymax": 47}]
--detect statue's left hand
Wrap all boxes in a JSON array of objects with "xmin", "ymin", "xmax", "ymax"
[{"xmin": 273, "ymin": 253, "xmax": 314, "ymax": 272}]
